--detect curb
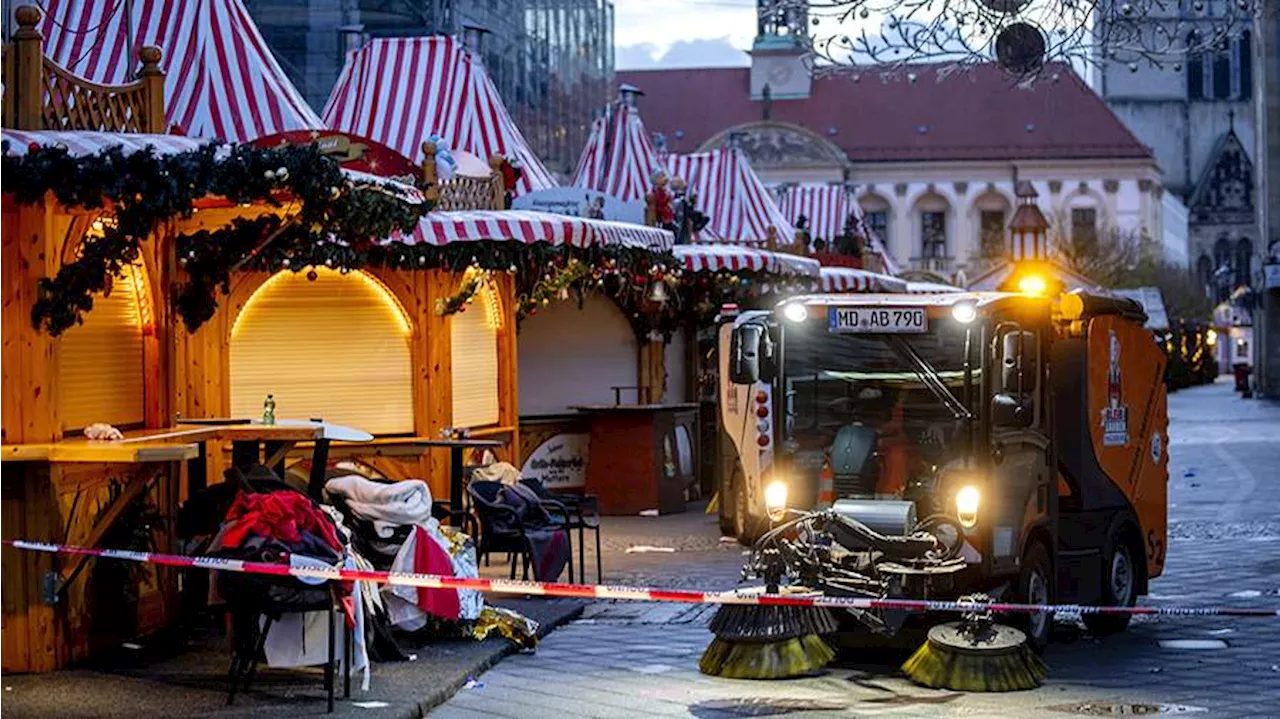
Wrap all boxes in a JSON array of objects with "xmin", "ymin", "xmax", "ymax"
[{"xmin": 409, "ymin": 601, "xmax": 587, "ymax": 717}]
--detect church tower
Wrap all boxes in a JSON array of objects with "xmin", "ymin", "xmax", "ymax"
[{"xmin": 749, "ymin": 0, "xmax": 811, "ymax": 101}]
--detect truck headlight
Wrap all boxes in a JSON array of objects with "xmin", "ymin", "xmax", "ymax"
[
  {"xmin": 782, "ymin": 302, "xmax": 808, "ymax": 323},
  {"xmin": 765, "ymin": 480, "xmax": 788, "ymax": 522},
  {"xmin": 955, "ymin": 485, "xmax": 980, "ymax": 528}
]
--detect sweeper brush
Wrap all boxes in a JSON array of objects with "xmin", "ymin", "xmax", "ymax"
[
  {"xmin": 698, "ymin": 604, "xmax": 839, "ymax": 679},
  {"xmin": 901, "ymin": 621, "xmax": 1047, "ymax": 692}
]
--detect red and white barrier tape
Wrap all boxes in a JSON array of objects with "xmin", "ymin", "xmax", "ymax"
[{"xmin": 5, "ymin": 540, "xmax": 1278, "ymax": 618}]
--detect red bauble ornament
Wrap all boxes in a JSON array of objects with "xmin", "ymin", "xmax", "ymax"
[{"xmin": 27, "ymin": 142, "xmax": 40, "ymax": 153}]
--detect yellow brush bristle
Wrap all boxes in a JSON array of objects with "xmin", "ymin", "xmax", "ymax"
[
  {"xmin": 699, "ymin": 634, "xmax": 836, "ymax": 679},
  {"xmin": 901, "ymin": 638, "xmax": 1048, "ymax": 692}
]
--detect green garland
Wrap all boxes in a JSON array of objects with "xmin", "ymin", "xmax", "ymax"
[
  {"xmin": 435, "ymin": 269, "xmax": 489, "ymax": 316},
  {"xmin": 3, "ymin": 140, "xmax": 424, "ymax": 334}
]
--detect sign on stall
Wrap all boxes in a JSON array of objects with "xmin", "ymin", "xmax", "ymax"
[
  {"xmin": 521, "ymin": 433, "xmax": 590, "ymax": 489},
  {"xmin": 512, "ymin": 188, "xmax": 645, "ymax": 225}
]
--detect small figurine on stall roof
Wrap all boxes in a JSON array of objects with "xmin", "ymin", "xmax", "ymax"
[
  {"xmin": 262, "ymin": 394, "xmax": 276, "ymax": 425},
  {"xmin": 645, "ymin": 170, "xmax": 674, "ymax": 229}
]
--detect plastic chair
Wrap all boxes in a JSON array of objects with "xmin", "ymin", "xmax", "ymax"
[
  {"xmin": 520, "ymin": 478, "xmax": 602, "ymax": 584},
  {"xmin": 467, "ymin": 480, "xmax": 573, "ymax": 582}
]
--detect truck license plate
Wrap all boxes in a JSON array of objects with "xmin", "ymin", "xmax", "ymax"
[{"xmin": 828, "ymin": 307, "xmax": 927, "ymax": 334}]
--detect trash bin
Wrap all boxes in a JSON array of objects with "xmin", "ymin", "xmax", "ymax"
[{"xmin": 1233, "ymin": 364, "xmax": 1251, "ymax": 394}]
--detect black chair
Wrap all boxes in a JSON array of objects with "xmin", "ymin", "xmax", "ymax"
[
  {"xmin": 520, "ymin": 478, "xmax": 602, "ymax": 584},
  {"xmin": 466, "ymin": 480, "xmax": 574, "ymax": 583}
]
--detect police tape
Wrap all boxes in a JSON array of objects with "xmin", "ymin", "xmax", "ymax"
[{"xmin": 5, "ymin": 539, "xmax": 1278, "ymax": 618}]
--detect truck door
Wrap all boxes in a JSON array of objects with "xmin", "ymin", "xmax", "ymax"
[{"xmin": 988, "ymin": 328, "xmax": 1053, "ymax": 580}]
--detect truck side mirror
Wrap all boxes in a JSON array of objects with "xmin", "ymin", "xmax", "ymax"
[
  {"xmin": 1000, "ymin": 331, "xmax": 1038, "ymax": 394},
  {"xmin": 991, "ymin": 393, "xmax": 1032, "ymax": 428},
  {"xmin": 729, "ymin": 324, "xmax": 763, "ymax": 385}
]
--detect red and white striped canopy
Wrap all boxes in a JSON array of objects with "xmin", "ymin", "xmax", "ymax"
[
  {"xmin": 666, "ymin": 149, "xmax": 795, "ymax": 246},
  {"xmin": 673, "ymin": 245, "xmax": 819, "ymax": 277},
  {"xmin": 38, "ymin": 0, "xmax": 323, "ymax": 143},
  {"xmin": 774, "ymin": 183, "xmax": 901, "ymax": 276},
  {"xmin": 820, "ymin": 267, "xmax": 909, "ymax": 293},
  {"xmin": 323, "ymin": 37, "xmax": 555, "ymax": 197},
  {"xmin": 388, "ymin": 211, "xmax": 673, "ymax": 250},
  {"xmin": 777, "ymin": 183, "xmax": 854, "ymax": 243},
  {"xmin": 2, "ymin": 129, "xmax": 425, "ymax": 204},
  {"xmin": 572, "ymin": 101, "xmax": 661, "ymax": 204}
]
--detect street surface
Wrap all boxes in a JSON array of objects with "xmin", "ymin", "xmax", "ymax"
[{"xmin": 442, "ymin": 381, "xmax": 1280, "ymax": 718}]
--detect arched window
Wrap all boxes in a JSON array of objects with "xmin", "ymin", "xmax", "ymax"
[
  {"xmin": 1234, "ymin": 237, "xmax": 1253, "ymax": 289},
  {"xmin": 58, "ymin": 263, "xmax": 148, "ymax": 433},
  {"xmin": 1213, "ymin": 237, "xmax": 1234, "ymax": 302},
  {"xmin": 1186, "ymin": 30, "xmax": 1204, "ymax": 99},
  {"xmin": 1236, "ymin": 29, "xmax": 1252, "ymax": 101},
  {"xmin": 1196, "ymin": 255, "xmax": 1213, "ymax": 291},
  {"xmin": 231, "ymin": 268, "xmax": 413, "ymax": 434},
  {"xmin": 450, "ymin": 271, "xmax": 501, "ymax": 429},
  {"xmin": 1213, "ymin": 36, "xmax": 1231, "ymax": 99}
]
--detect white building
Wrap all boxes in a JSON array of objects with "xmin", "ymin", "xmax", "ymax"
[{"xmin": 622, "ymin": 18, "xmax": 1188, "ymax": 285}]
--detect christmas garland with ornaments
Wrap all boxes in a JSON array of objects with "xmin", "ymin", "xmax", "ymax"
[{"xmin": 4, "ymin": 140, "xmax": 817, "ymax": 339}]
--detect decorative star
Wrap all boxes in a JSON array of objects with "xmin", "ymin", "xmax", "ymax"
[{"xmin": 309, "ymin": 130, "xmax": 321, "ymax": 140}]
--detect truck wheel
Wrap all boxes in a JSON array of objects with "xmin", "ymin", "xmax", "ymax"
[
  {"xmin": 1082, "ymin": 533, "xmax": 1138, "ymax": 636},
  {"xmin": 1014, "ymin": 541, "xmax": 1054, "ymax": 653}
]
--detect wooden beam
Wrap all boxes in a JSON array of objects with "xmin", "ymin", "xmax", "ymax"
[{"xmin": 57, "ymin": 466, "xmax": 159, "ymax": 589}]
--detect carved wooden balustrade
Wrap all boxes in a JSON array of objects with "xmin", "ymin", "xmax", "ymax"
[
  {"xmin": 419, "ymin": 142, "xmax": 505, "ymax": 211},
  {"xmin": 2, "ymin": 5, "xmax": 165, "ymax": 133}
]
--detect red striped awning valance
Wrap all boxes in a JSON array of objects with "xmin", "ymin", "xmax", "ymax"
[
  {"xmin": 673, "ymin": 245, "xmax": 820, "ymax": 277},
  {"xmin": 3, "ymin": 130, "xmax": 425, "ymax": 205},
  {"xmin": 39, "ymin": 0, "xmax": 324, "ymax": 143},
  {"xmin": 821, "ymin": 267, "xmax": 909, "ymax": 293},
  {"xmin": 388, "ymin": 211, "xmax": 673, "ymax": 250},
  {"xmin": 323, "ymin": 36, "xmax": 555, "ymax": 197}
]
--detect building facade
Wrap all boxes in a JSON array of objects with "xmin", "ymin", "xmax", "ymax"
[
  {"xmin": 243, "ymin": 0, "xmax": 613, "ymax": 178},
  {"xmin": 1097, "ymin": 0, "xmax": 1262, "ymax": 358},
  {"xmin": 1255, "ymin": 3, "xmax": 1280, "ymax": 397},
  {"xmin": 621, "ymin": 18, "xmax": 1183, "ymax": 285}
]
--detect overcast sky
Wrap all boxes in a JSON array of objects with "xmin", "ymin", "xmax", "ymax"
[{"xmin": 613, "ymin": 0, "xmax": 757, "ymax": 70}]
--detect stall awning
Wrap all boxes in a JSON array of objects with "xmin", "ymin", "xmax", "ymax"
[
  {"xmin": 2, "ymin": 129, "xmax": 424, "ymax": 205},
  {"xmin": 775, "ymin": 183, "xmax": 900, "ymax": 275},
  {"xmin": 572, "ymin": 102, "xmax": 661, "ymax": 204},
  {"xmin": 390, "ymin": 210, "xmax": 674, "ymax": 250},
  {"xmin": 666, "ymin": 148, "xmax": 795, "ymax": 246},
  {"xmin": 323, "ymin": 36, "xmax": 555, "ymax": 196},
  {"xmin": 821, "ymin": 267, "xmax": 909, "ymax": 293},
  {"xmin": 672, "ymin": 244, "xmax": 819, "ymax": 277},
  {"xmin": 38, "ymin": 0, "xmax": 323, "ymax": 142}
]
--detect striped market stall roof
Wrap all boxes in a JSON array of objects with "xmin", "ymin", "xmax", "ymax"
[
  {"xmin": 774, "ymin": 183, "xmax": 900, "ymax": 276},
  {"xmin": 672, "ymin": 244, "xmax": 819, "ymax": 277},
  {"xmin": 2, "ymin": 129, "xmax": 425, "ymax": 204},
  {"xmin": 666, "ymin": 148, "xmax": 795, "ymax": 246},
  {"xmin": 389, "ymin": 210, "xmax": 673, "ymax": 250},
  {"xmin": 821, "ymin": 267, "xmax": 909, "ymax": 293},
  {"xmin": 572, "ymin": 101, "xmax": 661, "ymax": 204},
  {"xmin": 323, "ymin": 36, "xmax": 555, "ymax": 196},
  {"xmin": 38, "ymin": 0, "xmax": 323, "ymax": 142}
]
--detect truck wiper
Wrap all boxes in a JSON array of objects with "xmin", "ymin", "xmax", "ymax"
[{"xmin": 884, "ymin": 336, "xmax": 972, "ymax": 420}]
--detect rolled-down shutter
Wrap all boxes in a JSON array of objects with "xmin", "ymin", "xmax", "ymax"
[
  {"xmin": 230, "ymin": 268, "xmax": 413, "ymax": 435},
  {"xmin": 450, "ymin": 282, "xmax": 500, "ymax": 429},
  {"xmin": 58, "ymin": 266, "xmax": 146, "ymax": 433}
]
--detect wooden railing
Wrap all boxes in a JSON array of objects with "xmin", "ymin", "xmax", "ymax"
[
  {"xmin": 419, "ymin": 141, "xmax": 505, "ymax": 211},
  {"xmin": 2, "ymin": 5, "xmax": 165, "ymax": 133}
]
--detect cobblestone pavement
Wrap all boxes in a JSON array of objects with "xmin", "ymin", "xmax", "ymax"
[{"xmin": 454, "ymin": 381, "xmax": 1280, "ymax": 718}]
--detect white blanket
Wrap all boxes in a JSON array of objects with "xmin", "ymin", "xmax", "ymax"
[{"xmin": 325, "ymin": 475, "xmax": 435, "ymax": 538}]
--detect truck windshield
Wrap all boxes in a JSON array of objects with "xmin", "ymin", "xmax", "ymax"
[{"xmin": 782, "ymin": 325, "xmax": 975, "ymax": 497}]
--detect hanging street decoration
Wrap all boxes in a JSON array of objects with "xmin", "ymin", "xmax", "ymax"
[
  {"xmin": 436, "ymin": 268, "xmax": 491, "ymax": 316},
  {"xmin": 786, "ymin": 0, "xmax": 1259, "ymax": 82}
]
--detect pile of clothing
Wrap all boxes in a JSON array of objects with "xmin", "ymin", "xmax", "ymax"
[
  {"xmin": 325, "ymin": 475, "xmax": 483, "ymax": 631},
  {"xmin": 205, "ymin": 471, "xmax": 372, "ymax": 690}
]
